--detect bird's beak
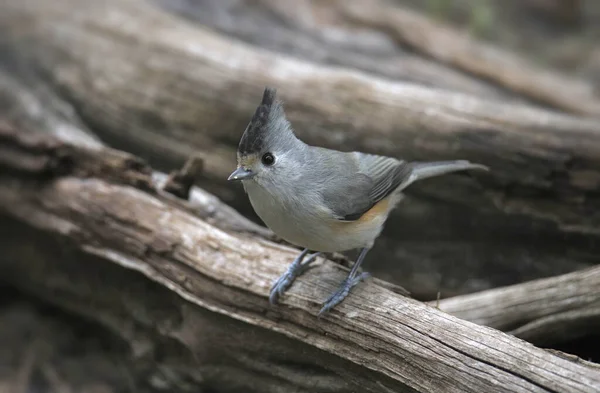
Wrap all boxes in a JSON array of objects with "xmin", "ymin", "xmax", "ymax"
[{"xmin": 228, "ymin": 167, "xmax": 256, "ymax": 181}]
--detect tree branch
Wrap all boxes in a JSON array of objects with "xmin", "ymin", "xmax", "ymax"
[{"xmin": 436, "ymin": 265, "xmax": 600, "ymax": 345}]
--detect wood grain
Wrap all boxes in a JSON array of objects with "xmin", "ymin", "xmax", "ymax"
[
  {"xmin": 1, "ymin": 0, "xmax": 600, "ymax": 299},
  {"xmin": 0, "ymin": 124, "xmax": 599, "ymax": 393},
  {"xmin": 436, "ymin": 265, "xmax": 600, "ymax": 345}
]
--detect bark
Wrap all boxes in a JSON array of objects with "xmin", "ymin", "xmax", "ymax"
[
  {"xmin": 1, "ymin": 126, "xmax": 599, "ymax": 393},
  {"xmin": 338, "ymin": 0, "xmax": 595, "ymax": 115},
  {"xmin": 156, "ymin": 0, "xmax": 511, "ymax": 99},
  {"xmin": 1, "ymin": 0, "xmax": 600, "ymax": 300},
  {"xmin": 435, "ymin": 265, "xmax": 600, "ymax": 345}
]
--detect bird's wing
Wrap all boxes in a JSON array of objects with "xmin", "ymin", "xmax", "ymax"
[
  {"xmin": 321, "ymin": 153, "xmax": 412, "ymax": 221},
  {"xmin": 320, "ymin": 150, "xmax": 488, "ymax": 222}
]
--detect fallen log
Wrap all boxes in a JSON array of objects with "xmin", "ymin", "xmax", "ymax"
[
  {"xmin": 1, "ymin": 126, "xmax": 599, "ymax": 393},
  {"xmin": 7, "ymin": 122, "xmax": 594, "ymax": 348},
  {"xmin": 158, "ymin": 0, "xmax": 511, "ymax": 99},
  {"xmin": 2, "ymin": 0, "xmax": 600, "ymax": 299},
  {"xmin": 338, "ymin": 0, "xmax": 598, "ymax": 116},
  {"xmin": 436, "ymin": 265, "xmax": 600, "ymax": 345}
]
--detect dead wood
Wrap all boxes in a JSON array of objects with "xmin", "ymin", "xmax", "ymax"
[
  {"xmin": 1, "ymin": 0, "xmax": 600, "ymax": 300},
  {"xmin": 1, "ymin": 126, "xmax": 599, "ymax": 393},
  {"xmin": 0, "ymin": 122, "xmax": 270, "ymax": 240},
  {"xmin": 157, "ymin": 0, "xmax": 511, "ymax": 99},
  {"xmin": 435, "ymin": 265, "xmax": 600, "ymax": 345},
  {"xmin": 162, "ymin": 155, "xmax": 204, "ymax": 200},
  {"xmin": 337, "ymin": 0, "xmax": 597, "ymax": 116}
]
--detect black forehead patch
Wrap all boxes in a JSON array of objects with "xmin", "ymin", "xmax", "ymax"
[{"xmin": 238, "ymin": 87, "xmax": 277, "ymax": 155}]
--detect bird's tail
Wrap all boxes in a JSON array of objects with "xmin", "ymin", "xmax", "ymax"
[{"xmin": 407, "ymin": 160, "xmax": 488, "ymax": 187}]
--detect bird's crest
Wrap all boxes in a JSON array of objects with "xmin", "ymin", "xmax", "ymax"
[{"xmin": 238, "ymin": 87, "xmax": 280, "ymax": 155}]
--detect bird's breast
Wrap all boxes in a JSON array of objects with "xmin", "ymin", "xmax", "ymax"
[{"xmin": 243, "ymin": 181, "xmax": 389, "ymax": 252}]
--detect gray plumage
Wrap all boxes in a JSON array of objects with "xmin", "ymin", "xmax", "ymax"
[
  {"xmin": 233, "ymin": 87, "xmax": 488, "ymax": 251},
  {"xmin": 320, "ymin": 153, "xmax": 486, "ymax": 221},
  {"xmin": 229, "ymin": 87, "xmax": 488, "ymax": 314},
  {"xmin": 235, "ymin": 87, "xmax": 486, "ymax": 228}
]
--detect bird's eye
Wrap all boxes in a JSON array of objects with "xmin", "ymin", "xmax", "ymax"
[{"xmin": 261, "ymin": 152, "xmax": 275, "ymax": 166}]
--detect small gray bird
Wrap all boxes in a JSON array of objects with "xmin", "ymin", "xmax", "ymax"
[{"xmin": 228, "ymin": 87, "xmax": 488, "ymax": 315}]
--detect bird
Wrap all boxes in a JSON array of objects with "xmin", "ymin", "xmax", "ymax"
[{"xmin": 228, "ymin": 87, "xmax": 488, "ymax": 315}]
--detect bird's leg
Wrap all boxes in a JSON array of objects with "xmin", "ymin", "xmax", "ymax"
[
  {"xmin": 269, "ymin": 248, "xmax": 322, "ymax": 305},
  {"xmin": 318, "ymin": 247, "xmax": 371, "ymax": 316}
]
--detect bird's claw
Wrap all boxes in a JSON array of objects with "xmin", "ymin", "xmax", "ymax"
[
  {"xmin": 269, "ymin": 271, "xmax": 295, "ymax": 305},
  {"xmin": 269, "ymin": 251, "xmax": 321, "ymax": 305},
  {"xmin": 318, "ymin": 272, "xmax": 371, "ymax": 316}
]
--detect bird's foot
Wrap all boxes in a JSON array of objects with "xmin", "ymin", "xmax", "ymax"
[
  {"xmin": 269, "ymin": 251, "xmax": 322, "ymax": 305},
  {"xmin": 318, "ymin": 272, "xmax": 371, "ymax": 316}
]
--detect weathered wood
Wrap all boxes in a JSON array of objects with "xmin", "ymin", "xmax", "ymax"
[
  {"xmin": 1, "ymin": 127, "xmax": 599, "ymax": 393},
  {"xmin": 157, "ymin": 0, "xmax": 511, "ymax": 99},
  {"xmin": 0, "ymin": 122, "xmax": 271, "ymax": 240},
  {"xmin": 436, "ymin": 265, "xmax": 600, "ymax": 345},
  {"xmin": 161, "ymin": 154, "xmax": 204, "ymax": 200},
  {"xmin": 338, "ymin": 0, "xmax": 597, "ymax": 116},
  {"xmin": 1, "ymin": 0, "xmax": 600, "ymax": 299},
  {"xmin": 0, "ymin": 68, "xmax": 101, "ymax": 149}
]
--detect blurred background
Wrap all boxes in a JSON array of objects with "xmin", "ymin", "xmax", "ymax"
[{"xmin": 0, "ymin": 0, "xmax": 599, "ymax": 391}]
